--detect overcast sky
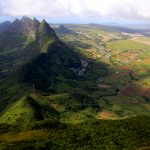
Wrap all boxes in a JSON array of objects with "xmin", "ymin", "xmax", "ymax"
[{"xmin": 0, "ymin": 0, "xmax": 150, "ymax": 24}]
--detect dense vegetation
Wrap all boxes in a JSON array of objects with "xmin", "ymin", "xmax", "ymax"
[
  {"xmin": 0, "ymin": 116, "xmax": 150, "ymax": 149},
  {"xmin": 1, "ymin": 17, "xmax": 150, "ymax": 149},
  {"xmin": 23, "ymin": 40, "xmax": 82, "ymax": 91}
]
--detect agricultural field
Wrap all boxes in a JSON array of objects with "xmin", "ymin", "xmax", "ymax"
[{"xmin": 57, "ymin": 25, "xmax": 150, "ymax": 120}]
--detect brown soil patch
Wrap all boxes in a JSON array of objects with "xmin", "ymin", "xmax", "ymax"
[
  {"xmin": 98, "ymin": 84, "xmax": 112, "ymax": 88},
  {"xmin": 130, "ymin": 37, "xmax": 150, "ymax": 46},
  {"xmin": 0, "ymin": 130, "xmax": 47, "ymax": 142},
  {"xmin": 120, "ymin": 66, "xmax": 130, "ymax": 70},
  {"xmin": 138, "ymin": 146, "xmax": 150, "ymax": 150},
  {"xmin": 121, "ymin": 86, "xmax": 150, "ymax": 97},
  {"xmin": 98, "ymin": 110, "xmax": 118, "ymax": 119},
  {"xmin": 144, "ymin": 58, "xmax": 150, "ymax": 64}
]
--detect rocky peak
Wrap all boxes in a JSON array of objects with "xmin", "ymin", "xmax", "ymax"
[
  {"xmin": 20, "ymin": 16, "xmax": 39, "ymax": 39},
  {"xmin": 39, "ymin": 19, "xmax": 57, "ymax": 39},
  {"xmin": 7, "ymin": 19, "xmax": 22, "ymax": 32},
  {"xmin": 33, "ymin": 18, "xmax": 40, "ymax": 25},
  {"xmin": 4, "ymin": 16, "xmax": 58, "ymax": 41},
  {"xmin": 40, "ymin": 20, "xmax": 51, "ymax": 32},
  {"xmin": 21, "ymin": 16, "xmax": 33, "ymax": 23}
]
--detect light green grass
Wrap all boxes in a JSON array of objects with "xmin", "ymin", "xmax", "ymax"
[
  {"xmin": 107, "ymin": 39, "xmax": 150, "ymax": 50},
  {"xmin": 0, "ymin": 96, "xmax": 39, "ymax": 127}
]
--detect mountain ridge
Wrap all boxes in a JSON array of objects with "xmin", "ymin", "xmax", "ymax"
[{"xmin": 0, "ymin": 16, "xmax": 82, "ymax": 92}]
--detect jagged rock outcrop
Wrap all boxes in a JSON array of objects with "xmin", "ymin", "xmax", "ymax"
[{"xmin": 0, "ymin": 16, "xmax": 81, "ymax": 91}]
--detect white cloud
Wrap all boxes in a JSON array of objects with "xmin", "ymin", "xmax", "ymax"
[{"xmin": 0, "ymin": 0, "xmax": 150, "ymax": 20}]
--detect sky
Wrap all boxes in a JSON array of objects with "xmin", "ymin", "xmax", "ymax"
[{"xmin": 0, "ymin": 0, "xmax": 150, "ymax": 25}]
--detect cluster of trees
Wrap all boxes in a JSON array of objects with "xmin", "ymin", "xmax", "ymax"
[{"xmin": 1, "ymin": 116, "xmax": 150, "ymax": 149}]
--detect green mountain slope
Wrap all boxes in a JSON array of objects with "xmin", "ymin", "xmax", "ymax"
[
  {"xmin": 0, "ymin": 96, "xmax": 42, "ymax": 127},
  {"xmin": 23, "ymin": 40, "xmax": 81, "ymax": 91},
  {"xmin": 0, "ymin": 17, "xmax": 60, "ymax": 78},
  {"xmin": 1, "ymin": 17, "xmax": 150, "ymax": 149}
]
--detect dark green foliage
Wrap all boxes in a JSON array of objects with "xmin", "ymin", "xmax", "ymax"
[
  {"xmin": 1, "ymin": 17, "xmax": 150, "ymax": 150},
  {"xmin": 25, "ymin": 96, "xmax": 43, "ymax": 120},
  {"xmin": 0, "ymin": 123, "xmax": 10, "ymax": 134},
  {"xmin": 23, "ymin": 41, "xmax": 81, "ymax": 91},
  {"xmin": 83, "ymin": 61, "xmax": 108, "ymax": 80},
  {"xmin": 47, "ymin": 41, "xmax": 81, "ymax": 68},
  {"xmin": 0, "ymin": 75, "xmax": 29, "ymax": 112},
  {"xmin": 70, "ymin": 88, "xmax": 100, "ymax": 111},
  {"xmin": 1, "ymin": 116, "xmax": 150, "ymax": 149}
]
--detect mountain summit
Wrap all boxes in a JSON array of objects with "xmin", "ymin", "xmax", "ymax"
[
  {"xmin": 0, "ymin": 16, "xmax": 81, "ymax": 91},
  {"xmin": 0, "ymin": 16, "xmax": 59, "ymax": 77}
]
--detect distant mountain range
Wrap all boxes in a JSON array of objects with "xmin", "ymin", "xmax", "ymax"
[
  {"xmin": 53, "ymin": 24, "xmax": 75, "ymax": 34},
  {"xmin": 50, "ymin": 23, "xmax": 150, "ymax": 36},
  {"xmin": 88, "ymin": 23, "xmax": 150, "ymax": 35}
]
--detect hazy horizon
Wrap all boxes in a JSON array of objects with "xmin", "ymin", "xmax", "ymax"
[{"xmin": 0, "ymin": 0, "xmax": 150, "ymax": 26}]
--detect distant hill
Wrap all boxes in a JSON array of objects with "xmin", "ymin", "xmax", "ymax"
[
  {"xmin": 89, "ymin": 23, "xmax": 150, "ymax": 35},
  {"xmin": 0, "ymin": 21, "xmax": 11, "ymax": 33},
  {"xmin": 55, "ymin": 24, "xmax": 75, "ymax": 34}
]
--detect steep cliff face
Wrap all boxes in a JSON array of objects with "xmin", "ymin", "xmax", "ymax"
[
  {"xmin": 0, "ymin": 16, "xmax": 62, "ymax": 77},
  {"xmin": 4, "ymin": 16, "xmax": 58, "ymax": 42},
  {"xmin": 21, "ymin": 16, "xmax": 40, "ymax": 39},
  {"xmin": 0, "ymin": 16, "xmax": 81, "ymax": 91},
  {"xmin": 39, "ymin": 20, "xmax": 57, "ymax": 37},
  {"xmin": 22, "ymin": 20, "xmax": 82, "ymax": 91}
]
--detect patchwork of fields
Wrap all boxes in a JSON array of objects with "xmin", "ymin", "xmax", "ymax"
[{"xmin": 59, "ymin": 25, "xmax": 150, "ymax": 120}]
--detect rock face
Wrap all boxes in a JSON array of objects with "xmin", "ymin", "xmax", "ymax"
[
  {"xmin": 21, "ymin": 16, "xmax": 40, "ymax": 39},
  {"xmin": 7, "ymin": 19, "xmax": 22, "ymax": 32},
  {"xmin": 6, "ymin": 16, "xmax": 58, "ymax": 41},
  {"xmin": 39, "ymin": 20, "xmax": 57, "ymax": 37},
  {"xmin": 0, "ymin": 16, "xmax": 82, "ymax": 91}
]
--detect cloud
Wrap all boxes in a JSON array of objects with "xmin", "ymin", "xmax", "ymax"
[{"xmin": 0, "ymin": 0, "xmax": 150, "ymax": 20}]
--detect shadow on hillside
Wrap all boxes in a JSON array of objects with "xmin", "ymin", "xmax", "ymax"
[
  {"xmin": 1, "ymin": 33, "xmax": 150, "ymax": 123},
  {"xmin": 1, "ymin": 35, "xmax": 150, "ymax": 150},
  {"xmin": 23, "ymin": 41, "xmax": 150, "ymax": 120}
]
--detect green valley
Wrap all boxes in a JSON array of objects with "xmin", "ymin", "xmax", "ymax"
[{"xmin": 0, "ymin": 17, "xmax": 150, "ymax": 149}]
